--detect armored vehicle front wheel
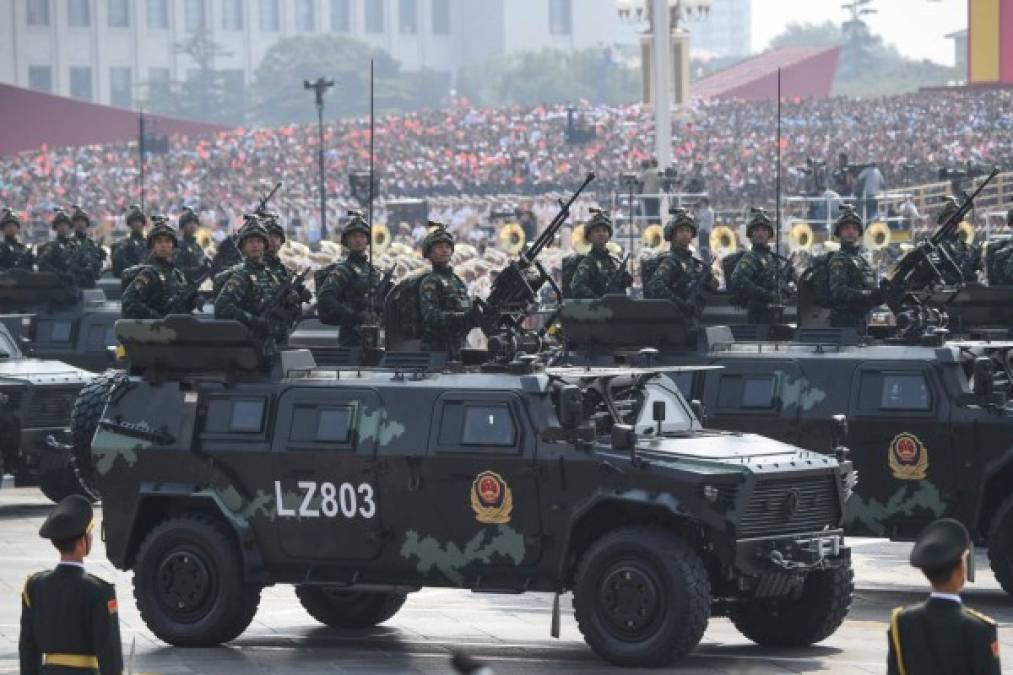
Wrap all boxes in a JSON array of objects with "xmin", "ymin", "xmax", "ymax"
[
  {"xmin": 294, "ymin": 586, "xmax": 406, "ymax": 628},
  {"xmin": 133, "ymin": 515, "xmax": 261, "ymax": 646},
  {"xmin": 728, "ymin": 565, "xmax": 854, "ymax": 647},
  {"xmin": 572, "ymin": 526, "xmax": 710, "ymax": 667},
  {"xmin": 987, "ymin": 496, "xmax": 1013, "ymax": 598}
]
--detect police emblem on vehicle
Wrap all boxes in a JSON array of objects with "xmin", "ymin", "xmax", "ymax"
[
  {"xmin": 470, "ymin": 471, "xmax": 513, "ymax": 524},
  {"xmin": 888, "ymin": 432, "xmax": 928, "ymax": 480}
]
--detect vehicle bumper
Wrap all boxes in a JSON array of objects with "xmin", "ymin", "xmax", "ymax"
[{"xmin": 735, "ymin": 530, "xmax": 850, "ymax": 576}]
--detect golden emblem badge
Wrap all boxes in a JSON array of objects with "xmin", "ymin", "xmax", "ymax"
[
  {"xmin": 888, "ymin": 432, "xmax": 928, "ymax": 480},
  {"xmin": 470, "ymin": 470, "xmax": 513, "ymax": 524}
]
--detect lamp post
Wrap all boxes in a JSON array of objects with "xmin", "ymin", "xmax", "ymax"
[{"xmin": 304, "ymin": 77, "xmax": 334, "ymax": 240}]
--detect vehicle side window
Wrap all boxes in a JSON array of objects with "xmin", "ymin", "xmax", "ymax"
[
  {"xmin": 858, "ymin": 372, "xmax": 932, "ymax": 411},
  {"xmin": 289, "ymin": 405, "xmax": 353, "ymax": 444},
  {"xmin": 717, "ymin": 375, "xmax": 775, "ymax": 409},
  {"xmin": 438, "ymin": 402, "xmax": 517, "ymax": 450},
  {"xmin": 205, "ymin": 397, "xmax": 266, "ymax": 433}
]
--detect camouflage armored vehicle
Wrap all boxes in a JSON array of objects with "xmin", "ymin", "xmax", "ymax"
[
  {"xmin": 561, "ymin": 295, "xmax": 1013, "ymax": 597},
  {"xmin": 86, "ymin": 315, "xmax": 854, "ymax": 667},
  {"xmin": 0, "ymin": 270, "xmax": 119, "ymax": 372},
  {"xmin": 0, "ymin": 321, "xmax": 94, "ymax": 501}
]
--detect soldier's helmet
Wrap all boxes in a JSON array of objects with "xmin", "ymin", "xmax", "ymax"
[
  {"xmin": 422, "ymin": 222, "xmax": 455, "ymax": 257},
  {"xmin": 70, "ymin": 205, "xmax": 91, "ymax": 226},
  {"xmin": 746, "ymin": 207, "xmax": 775, "ymax": 237},
  {"xmin": 125, "ymin": 204, "xmax": 147, "ymax": 227},
  {"xmin": 51, "ymin": 208, "xmax": 73, "ymax": 230},
  {"xmin": 261, "ymin": 212, "xmax": 286, "ymax": 243},
  {"xmin": 146, "ymin": 216, "xmax": 179, "ymax": 248},
  {"xmin": 663, "ymin": 207, "xmax": 697, "ymax": 240},
  {"xmin": 586, "ymin": 208, "xmax": 614, "ymax": 236},
  {"xmin": 833, "ymin": 205, "xmax": 864, "ymax": 237},
  {"xmin": 936, "ymin": 196, "xmax": 959, "ymax": 226},
  {"xmin": 236, "ymin": 216, "xmax": 270, "ymax": 249},
  {"xmin": 178, "ymin": 207, "xmax": 200, "ymax": 228},
  {"xmin": 341, "ymin": 210, "xmax": 370, "ymax": 245},
  {"xmin": 0, "ymin": 208, "xmax": 19, "ymax": 229}
]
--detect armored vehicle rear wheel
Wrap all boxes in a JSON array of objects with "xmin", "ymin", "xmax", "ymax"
[
  {"xmin": 70, "ymin": 370, "xmax": 129, "ymax": 498},
  {"xmin": 572, "ymin": 526, "xmax": 710, "ymax": 667},
  {"xmin": 986, "ymin": 496, "xmax": 1013, "ymax": 597},
  {"xmin": 294, "ymin": 586, "xmax": 406, "ymax": 628},
  {"xmin": 729, "ymin": 565, "xmax": 853, "ymax": 647},
  {"xmin": 133, "ymin": 515, "xmax": 261, "ymax": 646},
  {"xmin": 37, "ymin": 464, "xmax": 88, "ymax": 503}
]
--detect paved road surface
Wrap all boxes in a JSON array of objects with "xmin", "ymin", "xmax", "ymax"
[{"xmin": 1, "ymin": 486, "xmax": 1011, "ymax": 674}]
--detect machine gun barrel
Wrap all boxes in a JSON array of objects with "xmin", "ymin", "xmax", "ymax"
[
  {"xmin": 520, "ymin": 172, "xmax": 595, "ymax": 267},
  {"xmin": 254, "ymin": 182, "xmax": 283, "ymax": 215}
]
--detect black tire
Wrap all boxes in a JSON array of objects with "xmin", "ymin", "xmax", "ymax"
[
  {"xmin": 987, "ymin": 495, "xmax": 1013, "ymax": 597},
  {"xmin": 572, "ymin": 526, "xmax": 710, "ymax": 667},
  {"xmin": 70, "ymin": 369, "xmax": 128, "ymax": 497},
  {"xmin": 133, "ymin": 515, "xmax": 261, "ymax": 646},
  {"xmin": 37, "ymin": 462, "xmax": 88, "ymax": 502},
  {"xmin": 728, "ymin": 565, "xmax": 854, "ymax": 647},
  {"xmin": 295, "ymin": 586, "xmax": 406, "ymax": 629}
]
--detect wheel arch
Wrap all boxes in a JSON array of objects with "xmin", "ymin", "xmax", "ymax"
[{"xmin": 976, "ymin": 446, "xmax": 1013, "ymax": 540}]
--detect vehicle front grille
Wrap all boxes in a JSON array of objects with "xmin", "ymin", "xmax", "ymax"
[
  {"xmin": 738, "ymin": 475, "xmax": 841, "ymax": 538},
  {"xmin": 25, "ymin": 386, "xmax": 82, "ymax": 428}
]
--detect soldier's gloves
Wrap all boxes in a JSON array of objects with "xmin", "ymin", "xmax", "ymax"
[
  {"xmin": 298, "ymin": 287, "xmax": 313, "ymax": 303},
  {"xmin": 283, "ymin": 289, "xmax": 303, "ymax": 306}
]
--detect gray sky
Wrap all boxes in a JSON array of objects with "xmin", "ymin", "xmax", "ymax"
[{"xmin": 751, "ymin": 0, "xmax": 967, "ymax": 65}]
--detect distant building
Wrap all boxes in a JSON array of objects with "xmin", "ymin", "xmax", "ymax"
[
  {"xmin": 946, "ymin": 29, "xmax": 967, "ymax": 81},
  {"xmin": 0, "ymin": 0, "xmax": 619, "ymax": 109},
  {"xmin": 685, "ymin": 0, "xmax": 750, "ymax": 59}
]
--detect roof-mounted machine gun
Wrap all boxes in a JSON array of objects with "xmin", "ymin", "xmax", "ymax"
[{"xmin": 468, "ymin": 172, "xmax": 595, "ymax": 361}]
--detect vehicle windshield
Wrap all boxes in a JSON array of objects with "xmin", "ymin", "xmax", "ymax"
[{"xmin": 577, "ymin": 375, "xmax": 697, "ymax": 435}]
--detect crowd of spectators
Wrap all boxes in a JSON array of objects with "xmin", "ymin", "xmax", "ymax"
[{"xmin": 1, "ymin": 88, "xmax": 1011, "ymax": 244}]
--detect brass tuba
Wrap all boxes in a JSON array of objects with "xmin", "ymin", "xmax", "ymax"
[
  {"xmin": 642, "ymin": 223, "xmax": 664, "ymax": 251},
  {"xmin": 371, "ymin": 223, "xmax": 391, "ymax": 255},
  {"xmin": 570, "ymin": 224, "xmax": 591, "ymax": 254},
  {"xmin": 864, "ymin": 221, "xmax": 891, "ymax": 250},
  {"xmin": 498, "ymin": 222, "xmax": 526, "ymax": 255},
  {"xmin": 957, "ymin": 220, "xmax": 975, "ymax": 246},
  {"xmin": 709, "ymin": 225, "xmax": 738, "ymax": 258},
  {"xmin": 788, "ymin": 222, "xmax": 814, "ymax": 252}
]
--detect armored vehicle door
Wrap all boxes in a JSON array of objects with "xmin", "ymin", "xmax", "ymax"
[
  {"xmin": 701, "ymin": 359, "xmax": 805, "ymax": 445},
  {"xmin": 845, "ymin": 362, "xmax": 954, "ymax": 539},
  {"xmin": 408, "ymin": 391, "xmax": 544, "ymax": 586},
  {"xmin": 270, "ymin": 387, "xmax": 383, "ymax": 561}
]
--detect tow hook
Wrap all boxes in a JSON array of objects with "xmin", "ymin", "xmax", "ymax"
[{"xmin": 760, "ymin": 535, "xmax": 842, "ymax": 570}]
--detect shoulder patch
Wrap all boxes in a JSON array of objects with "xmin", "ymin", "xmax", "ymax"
[{"xmin": 964, "ymin": 606, "xmax": 997, "ymax": 627}]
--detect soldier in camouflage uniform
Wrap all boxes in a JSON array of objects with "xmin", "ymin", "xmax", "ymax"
[
  {"xmin": 121, "ymin": 217, "xmax": 196, "ymax": 320},
  {"xmin": 261, "ymin": 213, "xmax": 292, "ymax": 281},
  {"xmin": 211, "ymin": 231, "xmax": 242, "ymax": 279},
  {"xmin": 317, "ymin": 211, "xmax": 383, "ymax": 347},
  {"xmin": 828, "ymin": 206, "xmax": 882, "ymax": 332},
  {"xmin": 173, "ymin": 207, "xmax": 211, "ymax": 286},
  {"xmin": 70, "ymin": 206, "xmax": 105, "ymax": 288},
  {"xmin": 935, "ymin": 196, "xmax": 979, "ymax": 284},
  {"xmin": 214, "ymin": 221, "xmax": 291, "ymax": 365},
  {"xmin": 568, "ymin": 209, "xmax": 631, "ymax": 299},
  {"xmin": 0, "ymin": 209, "xmax": 34, "ymax": 271},
  {"xmin": 645, "ymin": 208, "xmax": 718, "ymax": 344},
  {"xmin": 112, "ymin": 205, "xmax": 148, "ymax": 278},
  {"xmin": 419, "ymin": 225, "xmax": 473, "ymax": 358},
  {"xmin": 37, "ymin": 210, "xmax": 87, "ymax": 292},
  {"xmin": 730, "ymin": 208, "xmax": 794, "ymax": 324}
]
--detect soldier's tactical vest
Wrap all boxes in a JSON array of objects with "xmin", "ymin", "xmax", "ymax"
[
  {"xmin": 801, "ymin": 252, "xmax": 835, "ymax": 309},
  {"xmin": 561, "ymin": 254, "xmax": 584, "ymax": 298},
  {"xmin": 640, "ymin": 254, "xmax": 664, "ymax": 288},
  {"xmin": 720, "ymin": 250, "xmax": 747, "ymax": 306},
  {"xmin": 384, "ymin": 271, "xmax": 429, "ymax": 340}
]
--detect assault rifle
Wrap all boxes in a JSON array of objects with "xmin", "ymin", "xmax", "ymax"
[
  {"xmin": 881, "ymin": 167, "xmax": 998, "ymax": 315},
  {"xmin": 606, "ymin": 254, "xmax": 631, "ymax": 295},
  {"xmin": 262, "ymin": 267, "xmax": 311, "ymax": 331},
  {"xmin": 468, "ymin": 172, "xmax": 595, "ymax": 359}
]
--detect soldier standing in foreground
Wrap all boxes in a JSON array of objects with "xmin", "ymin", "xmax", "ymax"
[
  {"xmin": 645, "ymin": 208, "xmax": 717, "ymax": 343},
  {"xmin": 174, "ymin": 207, "xmax": 211, "ymax": 286},
  {"xmin": 19, "ymin": 495, "xmax": 123, "ymax": 675},
  {"xmin": 121, "ymin": 217, "xmax": 195, "ymax": 319},
  {"xmin": 568, "ymin": 209, "xmax": 631, "ymax": 299},
  {"xmin": 112, "ymin": 205, "xmax": 148, "ymax": 278},
  {"xmin": 317, "ymin": 211, "xmax": 382, "ymax": 347},
  {"xmin": 419, "ymin": 225, "xmax": 472, "ymax": 359},
  {"xmin": 730, "ymin": 208, "xmax": 793, "ymax": 324},
  {"xmin": 0, "ymin": 208, "xmax": 34, "ymax": 271},
  {"xmin": 828, "ymin": 206, "xmax": 882, "ymax": 332},
  {"xmin": 887, "ymin": 518, "xmax": 1000, "ymax": 675},
  {"xmin": 70, "ymin": 206, "xmax": 105, "ymax": 287}
]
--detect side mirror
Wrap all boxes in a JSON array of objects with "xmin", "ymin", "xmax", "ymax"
[
  {"xmin": 831, "ymin": 414, "xmax": 849, "ymax": 449},
  {"xmin": 690, "ymin": 399, "xmax": 705, "ymax": 425},
  {"xmin": 973, "ymin": 357, "xmax": 994, "ymax": 397},
  {"xmin": 652, "ymin": 400, "xmax": 666, "ymax": 422},
  {"xmin": 611, "ymin": 424, "xmax": 637, "ymax": 451},
  {"xmin": 558, "ymin": 385, "xmax": 584, "ymax": 429}
]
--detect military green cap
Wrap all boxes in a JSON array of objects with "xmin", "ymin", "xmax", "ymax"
[
  {"xmin": 51, "ymin": 208, "xmax": 73, "ymax": 230},
  {"xmin": 71, "ymin": 205, "xmax": 91, "ymax": 225},
  {"xmin": 236, "ymin": 216, "xmax": 269, "ymax": 249},
  {"xmin": 833, "ymin": 205, "xmax": 864, "ymax": 237},
  {"xmin": 936, "ymin": 196, "xmax": 959, "ymax": 226},
  {"xmin": 586, "ymin": 208, "xmax": 613, "ymax": 236},
  {"xmin": 909, "ymin": 518, "xmax": 969, "ymax": 570},
  {"xmin": 125, "ymin": 204, "xmax": 147, "ymax": 226},
  {"xmin": 178, "ymin": 207, "xmax": 199, "ymax": 228},
  {"xmin": 664, "ymin": 207, "xmax": 697, "ymax": 240},
  {"xmin": 422, "ymin": 223, "xmax": 455, "ymax": 257},
  {"xmin": 746, "ymin": 207, "xmax": 775, "ymax": 237},
  {"xmin": 146, "ymin": 215, "xmax": 178, "ymax": 247},
  {"xmin": 0, "ymin": 208, "xmax": 19, "ymax": 229},
  {"xmin": 341, "ymin": 210, "xmax": 370, "ymax": 244},
  {"xmin": 39, "ymin": 495, "xmax": 93, "ymax": 541}
]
